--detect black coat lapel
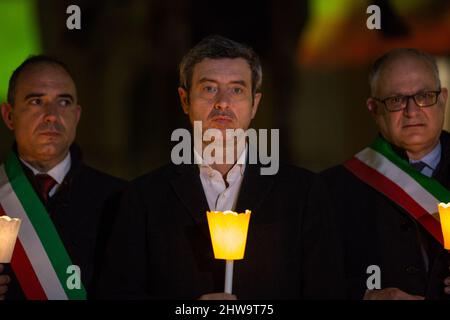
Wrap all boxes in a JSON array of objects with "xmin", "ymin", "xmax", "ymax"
[
  {"xmin": 235, "ymin": 162, "xmax": 275, "ymax": 220},
  {"xmin": 170, "ymin": 160, "xmax": 275, "ymax": 229},
  {"xmin": 170, "ymin": 163, "xmax": 209, "ymax": 225}
]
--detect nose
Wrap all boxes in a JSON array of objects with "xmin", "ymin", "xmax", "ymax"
[
  {"xmin": 404, "ymin": 96, "xmax": 421, "ymax": 117},
  {"xmin": 43, "ymin": 101, "xmax": 59, "ymax": 122},
  {"xmin": 213, "ymin": 89, "xmax": 231, "ymax": 110}
]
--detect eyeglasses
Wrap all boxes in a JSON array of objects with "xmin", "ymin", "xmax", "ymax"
[{"xmin": 373, "ymin": 90, "xmax": 441, "ymax": 112}]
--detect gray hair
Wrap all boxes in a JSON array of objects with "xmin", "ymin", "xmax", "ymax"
[
  {"xmin": 368, "ymin": 48, "xmax": 441, "ymax": 96},
  {"xmin": 179, "ymin": 35, "xmax": 262, "ymax": 97}
]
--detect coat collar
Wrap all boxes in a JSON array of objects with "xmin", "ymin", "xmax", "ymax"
[{"xmin": 169, "ymin": 155, "xmax": 276, "ymax": 227}]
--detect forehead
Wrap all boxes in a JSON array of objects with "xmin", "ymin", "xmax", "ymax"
[
  {"xmin": 15, "ymin": 63, "xmax": 76, "ymax": 96},
  {"xmin": 376, "ymin": 55, "xmax": 437, "ymax": 95},
  {"xmin": 191, "ymin": 58, "xmax": 251, "ymax": 83}
]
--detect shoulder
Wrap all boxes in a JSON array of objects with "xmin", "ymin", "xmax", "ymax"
[
  {"xmin": 272, "ymin": 163, "xmax": 317, "ymax": 185},
  {"xmin": 320, "ymin": 163, "xmax": 383, "ymax": 206},
  {"xmin": 253, "ymin": 163, "xmax": 321, "ymax": 199},
  {"xmin": 439, "ymin": 130, "xmax": 450, "ymax": 164},
  {"xmin": 132, "ymin": 163, "xmax": 178, "ymax": 186},
  {"xmin": 126, "ymin": 163, "xmax": 182, "ymax": 198},
  {"xmin": 69, "ymin": 144, "xmax": 126, "ymax": 190},
  {"xmin": 321, "ymin": 164, "xmax": 366, "ymax": 190},
  {"xmin": 440, "ymin": 130, "xmax": 450, "ymax": 142},
  {"xmin": 77, "ymin": 164, "xmax": 126, "ymax": 193},
  {"xmin": 320, "ymin": 164, "xmax": 350, "ymax": 182}
]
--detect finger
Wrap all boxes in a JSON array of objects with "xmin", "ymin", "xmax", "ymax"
[
  {"xmin": 0, "ymin": 275, "xmax": 11, "ymax": 285},
  {"xmin": 0, "ymin": 264, "xmax": 4, "ymax": 273},
  {"xmin": 445, "ymin": 287, "xmax": 450, "ymax": 295},
  {"xmin": 0, "ymin": 295, "xmax": 5, "ymax": 301}
]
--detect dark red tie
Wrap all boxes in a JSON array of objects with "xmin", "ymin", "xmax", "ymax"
[{"xmin": 35, "ymin": 174, "xmax": 57, "ymax": 203}]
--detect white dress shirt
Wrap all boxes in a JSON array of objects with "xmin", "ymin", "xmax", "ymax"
[
  {"xmin": 20, "ymin": 152, "xmax": 71, "ymax": 197},
  {"xmin": 194, "ymin": 145, "xmax": 247, "ymax": 212}
]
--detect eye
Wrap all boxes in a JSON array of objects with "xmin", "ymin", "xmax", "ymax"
[
  {"xmin": 203, "ymin": 86, "xmax": 217, "ymax": 94},
  {"xmin": 29, "ymin": 98, "xmax": 42, "ymax": 106},
  {"xmin": 59, "ymin": 99, "xmax": 72, "ymax": 107},
  {"xmin": 231, "ymin": 87, "xmax": 243, "ymax": 94},
  {"xmin": 388, "ymin": 96, "xmax": 404, "ymax": 104},
  {"xmin": 415, "ymin": 93, "xmax": 427, "ymax": 100}
]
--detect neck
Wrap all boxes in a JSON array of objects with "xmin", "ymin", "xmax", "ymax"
[
  {"xmin": 202, "ymin": 140, "xmax": 244, "ymax": 180},
  {"xmin": 210, "ymin": 163, "xmax": 234, "ymax": 180},
  {"xmin": 405, "ymin": 141, "xmax": 439, "ymax": 161},
  {"xmin": 19, "ymin": 153, "xmax": 68, "ymax": 173}
]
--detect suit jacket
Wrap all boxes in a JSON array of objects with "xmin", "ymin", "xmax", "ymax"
[
  {"xmin": 321, "ymin": 131, "xmax": 450, "ymax": 299},
  {"xmin": 97, "ymin": 161, "xmax": 346, "ymax": 299},
  {"xmin": 5, "ymin": 144, "xmax": 125, "ymax": 299}
]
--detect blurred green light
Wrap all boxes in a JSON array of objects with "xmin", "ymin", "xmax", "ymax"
[
  {"xmin": 0, "ymin": 0, "xmax": 41, "ymax": 103},
  {"xmin": 311, "ymin": 0, "xmax": 353, "ymax": 19}
]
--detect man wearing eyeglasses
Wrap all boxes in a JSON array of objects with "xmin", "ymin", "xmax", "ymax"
[{"xmin": 322, "ymin": 48, "xmax": 450, "ymax": 300}]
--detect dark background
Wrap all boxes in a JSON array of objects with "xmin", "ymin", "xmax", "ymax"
[{"xmin": 1, "ymin": 0, "xmax": 450, "ymax": 180}]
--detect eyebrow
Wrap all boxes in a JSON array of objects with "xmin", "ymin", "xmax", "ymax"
[
  {"xmin": 197, "ymin": 77, "xmax": 248, "ymax": 87},
  {"xmin": 24, "ymin": 93, "xmax": 75, "ymax": 101}
]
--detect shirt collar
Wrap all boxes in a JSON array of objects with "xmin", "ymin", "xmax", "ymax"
[
  {"xmin": 409, "ymin": 141, "xmax": 441, "ymax": 171},
  {"xmin": 20, "ymin": 152, "xmax": 71, "ymax": 185}
]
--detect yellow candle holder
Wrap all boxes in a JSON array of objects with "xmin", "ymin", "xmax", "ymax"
[
  {"xmin": 206, "ymin": 210, "xmax": 251, "ymax": 294},
  {"xmin": 438, "ymin": 203, "xmax": 450, "ymax": 250}
]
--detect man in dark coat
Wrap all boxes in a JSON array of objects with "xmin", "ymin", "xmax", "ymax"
[
  {"xmin": 322, "ymin": 48, "xmax": 450, "ymax": 300},
  {"xmin": 0, "ymin": 56, "xmax": 124, "ymax": 300},
  {"xmin": 97, "ymin": 35, "xmax": 345, "ymax": 300}
]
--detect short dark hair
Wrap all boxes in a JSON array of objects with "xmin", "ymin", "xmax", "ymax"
[
  {"xmin": 368, "ymin": 48, "xmax": 441, "ymax": 96},
  {"xmin": 179, "ymin": 35, "xmax": 262, "ymax": 97},
  {"xmin": 7, "ymin": 55, "xmax": 74, "ymax": 105}
]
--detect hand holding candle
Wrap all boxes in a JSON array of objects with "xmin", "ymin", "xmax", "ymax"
[
  {"xmin": 206, "ymin": 210, "xmax": 251, "ymax": 294},
  {"xmin": 0, "ymin": 216, "xmax": 22, "ymax": 263}
]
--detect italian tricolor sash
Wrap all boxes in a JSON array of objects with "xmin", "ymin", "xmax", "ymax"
[
  {"xmin": 0, "ymin": 151, "xmax": 86, "ymax": 300},
  {"xmin": 344, "ymin": 137, "xmax": 449, "ymax": 247}
]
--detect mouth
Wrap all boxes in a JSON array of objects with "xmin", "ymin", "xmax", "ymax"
[
  {"xmin": 402, "ymin": 123, "xmax": 425, "ymax": 129},
  {"xmin": 38, "ymin": 131, "xmax": 62, "ymax": 137},
  {"xmin": 211, "ymin": 116, "xmax": 233, "ymax": 123}
]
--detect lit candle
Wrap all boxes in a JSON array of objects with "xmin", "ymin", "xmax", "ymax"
[
  {"xmin": 0, "ymin": 216, "xmax": 21, "ymax": 263},
  {"xmin": 206, "ymin": 210, "xmax": 251, "ymax": 294},
  {"xmin": 438, "ymin": 203, "xmax": 450, "ymax": 249}
]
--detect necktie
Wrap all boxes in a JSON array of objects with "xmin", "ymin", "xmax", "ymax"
[
  {"xmin": 410, "ymin": 161, "xmax": 428, "ymax": 173},
  {"xmin": 35, "ymin": 174, "xmax": 57, "ymax": 203}
]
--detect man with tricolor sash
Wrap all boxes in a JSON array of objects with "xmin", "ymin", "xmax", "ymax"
[
  {"xmin": 0, "ymin": 56, "xmax": 124, "ymax": 300},
  {"xmin": 322, "ymin": 48, "xmax": 450, "ymax": 300}
]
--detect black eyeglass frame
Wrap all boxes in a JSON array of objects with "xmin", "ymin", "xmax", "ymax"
[{"xmin": 372, "ymin": 90, "xmax": 442, "ymax": 112}]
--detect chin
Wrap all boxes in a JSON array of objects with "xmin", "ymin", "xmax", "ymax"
[
  {"xmin": 37, "ymin": 142, "xmax": 66, "ymax": 158},
  {"xmin": 207, "ymin": 124, "xmax": 233, "ymax": 131},
  {"xmin": 400, "ymin": 136, "xmax": 433, "ymax": 149},
  {"xmin": 401, "ymin": 130, "xmax": 429, "ymax": 142}
]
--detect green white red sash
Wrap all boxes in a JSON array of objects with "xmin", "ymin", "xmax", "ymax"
[
  {"xmin": 0, "ymin": 151, "xmax": 86, "ymax": 300},
  {"xmin": 344, "ymin": 137, "xmax": 449, "ymax": 246}
]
